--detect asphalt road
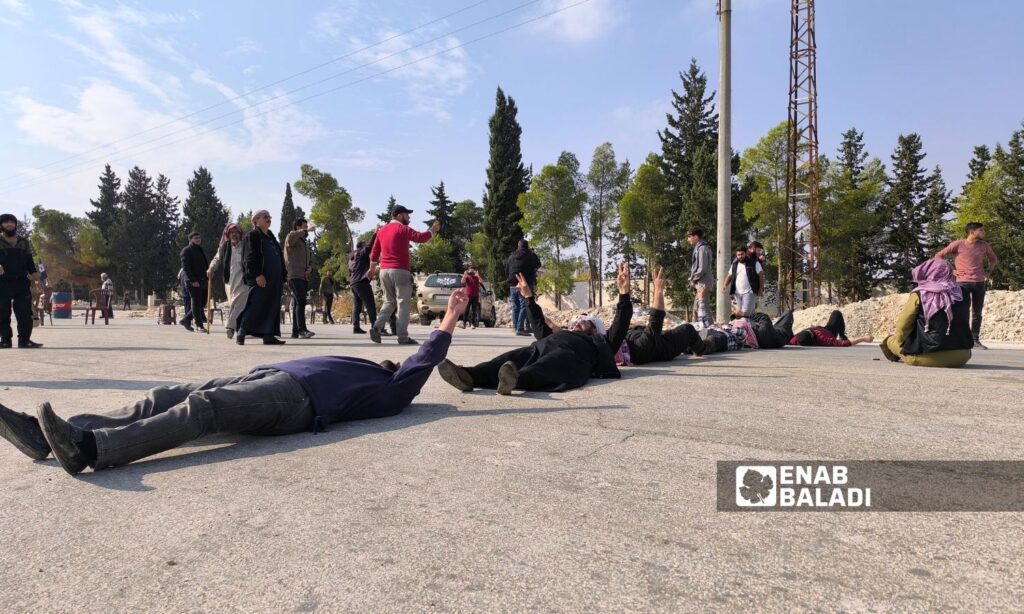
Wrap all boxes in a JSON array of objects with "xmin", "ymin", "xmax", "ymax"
[{"xmin": 1, "ymin": 317, "xmax": 1022, "ymax": 612}]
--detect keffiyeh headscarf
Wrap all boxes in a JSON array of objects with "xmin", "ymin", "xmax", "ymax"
[
  {"xmin": 220, "ymin": 222, "xmax": 243, "ymax": 246},
  {"xmin": 569, "ymin": 313, "xmax": 606, "ymax": 336},
  {"xmin": 912, "ymin": 259, "xmax": 963, "ymax": 332}
]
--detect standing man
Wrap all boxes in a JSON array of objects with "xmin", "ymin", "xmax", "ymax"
[
  {"xmin": 348, "ymin": 231, "xmax": 377, "ymax": 334},
  {"xmin": 461, "ymin": 265, "xmax": 482, "ymax": 329},
  {"xmin": 687, "ymin": 227, "xmax": 714, "ymax": 328},
  {"xmin": 319, "ymin": 269, "xmax": 337, "ymax": 325},
  {"xmin": 935, "ymin": 222, "xmax": 999, "ymax": 349},
  {"xmin": 721, "ymin": 246, "xmax": 764, "ymax": 318},
  {"xmin": 0, "ymin": 213, "xmax": 42, "ymax": 349},
  {"xmin": 179, "ymin": 232, "xmax": 210, "ymax": 333},
  {"xmin": 368, "ymin": 206, "xmax": 438, "ymax": 345},
  {"xmin": 284, "ymin": 218, "xmax": 316, "ymax": 340},
  {"xmin": 100, "ymin": 273, "xmax": 114, "ymax": 319},
  {"xmin": 506, "ymin": 239, "xmax": 542, "ymax": 336}
]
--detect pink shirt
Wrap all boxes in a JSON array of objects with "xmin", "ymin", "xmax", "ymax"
[
  {"xmin": 935, "ymin": 239, "xmax": 998, "ymax": 283},
  {"xmin": 370, "ymin": 221, "xmax": 433, "ymax": 270}
]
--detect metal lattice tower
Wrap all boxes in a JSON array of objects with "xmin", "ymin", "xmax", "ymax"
[{"xmin": 783, "ymin": 0, "xmax": 820, "ymax": 309}]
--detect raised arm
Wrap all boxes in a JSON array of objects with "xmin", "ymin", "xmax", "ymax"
[
  {"xmin": 515, "ymin": 272, "xmax": 552, "ymax": 340},
  {"xmin": 651, "ymin": 266, "xmax": 665, "ymax": 312},
  {"xmin": 604, "ymin": 263, "xmax": 634, "ymax": 352},
  {"xmin": 934, "ymin": 240, "xmax": 959, "ymax": 260}
]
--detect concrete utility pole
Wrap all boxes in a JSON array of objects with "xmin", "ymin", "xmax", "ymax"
[{"xmin": 716, "ymin": 0, "xmax": 733, "ymax": 323}]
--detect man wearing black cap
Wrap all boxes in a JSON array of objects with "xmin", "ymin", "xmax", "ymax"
[
  {"xmin": 0, "ymin": 213, "xmax": 42, "ymax": 349},
  {"xmin": 367, "ymin": 205, "xmax": 439, "ymax": 345},
  {"xmin": 179, "ymin": 232, "xmax": 210, "ymax": 333}
]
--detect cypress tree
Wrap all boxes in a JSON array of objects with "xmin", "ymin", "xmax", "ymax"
[
  {"xmin": 882, "ymin": 133, "xmax": 930, "ymax": 289},
  {"xmin": 87, "ymin": 164, "xmax": 121, "ymax": 243},
  {"xmin": 426, "ymin": 181, "xmax": 460, "ymax": 270},
  {"xmin": 922, "ymin": 166, "xmax": 953, "ymax": 253},
  {"xmin": 378, "ymin": 195, "xmax": 398, "ymax": 224},
  {"xmin": 179, "ymin": 166, "xmax": 229, "ymax": 257},
  {"xmin": 279, "ymin": 182, "xmax": 296, "ymax": 243},
  {"xmin": 482, "ymin": 87, "xmax": 528, "ymax": 299}
]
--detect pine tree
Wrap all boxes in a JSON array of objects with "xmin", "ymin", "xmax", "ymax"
[
  {"xmin": 837, "ymin": 128, "xmax": 868, "ymax": 185},
  {"xmin": 87, "ymin": 164, "xmax": 121, "ymax": 243},
  {"xmin": 179, "ymin": 166, "xmax": 229, "ymax": 258},
  {"xmin": 882, "ymin": 133, "xmax": 930, "ymax": 290},
  {"xmin": 482, "ymin": 87, "xmax": 529, "ymax": 299},
  {"xmin": 279, "ymin": 182, "xmax": 296, "ymax": 243},
  {"xmin": 922, "ymin": 166, "xmax": 953, "ymax": 253},
  {"xmin": 112, "ymin": 167, "xmax": 177, "ymax": 297},
  {"xmin": 992, "ymin": 123, "xmax": 1024, "ymax": 287},
  {"xmin": 16, "ymin": 214, "xmax": 31, "ymax": 240},
  {"xmin": 966, "ymin": 145, "xmax": 992, "ymax": 186},
  {"xmin": 153, "ymin": 174, "xmax": 182, "ymax": 296},
  {"xmin": 378, "ymin": 195, "xmax": 398, "ymax": 224},
  {"xmin": 425, "ymin": 181, "xmax": 460, "ymax": 270}
]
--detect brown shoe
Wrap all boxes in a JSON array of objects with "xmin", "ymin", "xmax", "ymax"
[{"xmin": 437, "ymin": 359, "xmax": 473, "ymax": 392}]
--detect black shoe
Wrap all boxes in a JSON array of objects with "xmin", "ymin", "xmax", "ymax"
[
  {"xmin": 370, "ymin": 328, "xmax": 382, "ymax": 344},
  {"xmin": 0, "ymin": 403, "xmax": 51, "ymax": 460},
  {"xmin": 181, "ymin": 322, "xmax": 194, "ymax": 332},
  {"xmin": 397, "ymin": 338, "xmax": 419, "ymax": 346},
  {"xmin": 437, "ymin": 359, "xmax": 474, "ymax": 392},
  {"xmin": 299, "ymin": 331, "xmax": 315, "ymax": 339},
  {"xmin": 36, "ymin": 403, "xmax": 90, "ymax": 475},
  {"xmin": 291, "ymin": 333, "xmax": 300, "ymax": 339},
  {"xmin": 353, "ymin": 328, "xmax": 367, "ymax": 334},
  {"xmin": 263, "ymin": 336, "xmax": 286, "ymax": 345},
  {"xmin": 236, "ymin": 334, "xmax": 245, "ymax": 346},
  {"xmin": 515, "ymin": 330, "xmax": 531, "ymax": 337},
  {"xmin": 497, "ymin": 361, "xmax": 519, "ymax": 396},
  {"xmin": 18, "ymin": 340, "xmax": 43, "ymax": 349},
  {"xmin": 379, "ymin": 360, "xmax": 399, "ymax": 373},
  {"xmin": 381, "ymin": 330, "xmax": 394, "ymax": 337},
  {"xmin": 0, "ymin": 339, "xmax": 12, "ymax": 349}
]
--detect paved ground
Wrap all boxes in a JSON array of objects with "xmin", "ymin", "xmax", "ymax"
[{"xmin": 1, "ymin": 316, "xmax": 1023, "ymax": 612}]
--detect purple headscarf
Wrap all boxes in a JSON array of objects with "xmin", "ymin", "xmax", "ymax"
[{"xmin": 912, "ymin": 259, "xmax": 962, "ymax": 332}]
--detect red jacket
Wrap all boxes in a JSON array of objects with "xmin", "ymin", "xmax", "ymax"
[
  {"xmin": 370, "ymin": 221, "xmax": 433, "ymax": 270},
  {"xmin": 789, "ymin": 327, "xmax": 852, "ymax": 347}
]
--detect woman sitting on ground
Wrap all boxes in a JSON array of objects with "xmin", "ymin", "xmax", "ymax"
[
  {"xmin": 880, "ymin": 259, "xmax": 973, "ymax": 368},
  {"xmin": 789, "ymin": 310, "xmax": 874, "ymax": 347}
]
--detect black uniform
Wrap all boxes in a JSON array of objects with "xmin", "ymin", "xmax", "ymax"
[
  {"xmin": 625, "ymin": 309, "xmax": 704, "ymax": 364},
  {"xmin": 179, "ymin": 242, "xmax": 210, "ymax": 328},
  {"xmin": 464, "ymin": 293, "xmax": 633, "ymax": 392},
  {"xmin": 0, "ymin": 234, "xmax": 36, "ymax": 346}
]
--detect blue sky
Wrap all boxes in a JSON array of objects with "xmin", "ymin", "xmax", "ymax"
[{"xmin": 1, "ymin": 0, "xmax": 1022, "ymax": 238}]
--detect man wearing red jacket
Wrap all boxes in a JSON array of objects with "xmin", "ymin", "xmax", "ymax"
[{"xmin": 368, "ymin": 205, "xmax": 439, "ymax": 345}]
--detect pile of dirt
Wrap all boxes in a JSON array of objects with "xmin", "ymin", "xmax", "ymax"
[{"xmin": 791, "ymin": 290, "xmax": 1024, "ymax": 343}]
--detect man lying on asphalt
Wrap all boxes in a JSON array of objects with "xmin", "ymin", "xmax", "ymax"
[{"xmin": 0, "ymin": 291, "xmax": 470, "ymax": 476}]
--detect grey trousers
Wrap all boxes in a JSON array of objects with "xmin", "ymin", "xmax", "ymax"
[
  {"xmin": 373, "ymin": 268, "xmax": 413, "ymax": 342},
  {"xmin": 67, "ymin": 370, "xmax": 314, "ymax": 469}
]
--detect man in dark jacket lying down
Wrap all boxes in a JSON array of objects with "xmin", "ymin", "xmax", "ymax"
[
  {"xmin": 0, "ymin": 292, "xmax": 471, "ymax": 476},
  {"xmin": 621, "ymin": 267, "xmax": 705, "ymax": 365},
  {"xmin": 438, "ymin": 265, "xmax": 634, "ymax": 395}
]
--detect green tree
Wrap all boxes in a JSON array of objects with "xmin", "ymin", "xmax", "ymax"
[
  {"xmin": 922, "ymin": 166, "xmax": 953, "ymax": 253},
  {"xmin": 586, "ymin": 143, "xmax": 628, "ymax": 306},
  {"xmin": 619, "ymin": 154, "xmax": 674, "ymax": 304},
  {"xmin": 554, "ymin": 151, "xmax": 593, "ymax": 306},
  {"xmin": 452, "ymin": 199, "xmax": 484, "ymax": 270},
  {"xmin": 179, "ymin": 166, "xmax": 229, "ymax": 259},
  {"xmin": 30, "ymin": 205, "xmax": 80, "ymax": 290},
  {"xmin": 87, "ymin": 164, "xmax": 121, "ymax": 243},
  {"xmin": 236, "ymin": 210, "xmax": 254, "ymax": 233},
  {"xmin": 16, "ymin": 214, "xmax": 31, "ymax": 240},
  {"xmin": 882, "ymin": 133, "xmax": 930, "ymax": 290},
  {"xmin": 294, "ymin": 164, "xmax": 365, "ymax": 274},
  {"xmin": 425, "ymin": 180, "xmax": 460, "ymax": 271},
  {"xmin": 741, "ymin": 122, "xmax": 788, "ymax": 294},
  {"xmin": 378, "ymin": 195, "xmax": 398, "ymax": 224},
  {"xmin": 991, "ymin": 123, "xmax": 1024, "ymax": 287},
  {"xmin": 278, "ymin": 182, "xmax": 296, "ymax": 243},
  {"xmin": 110, "ymin": 167, "xmax": 179, "ymax": 297},
  {"xmin": 965, "ymin": 144, "xmax": 992, "ymax": 189},
  {"xmin": 412, "ymin": 236, "xmax": 456, "ymax": 274},
  {"xmin": 518, "ymin": 163, "xmax": 583, "ymax": 308},
  {"xmin": 482, "ymin": 87, "xmax": 529, "ymax": 299}
]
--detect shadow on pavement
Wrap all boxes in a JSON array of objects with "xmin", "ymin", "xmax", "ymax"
[
  {"xmin": 4, "ymin": 379, "xmax": 179, "ymax": 390},
  {"xmin": 71, "ymin": 403, "xmax": 627, "ymax": 492}
]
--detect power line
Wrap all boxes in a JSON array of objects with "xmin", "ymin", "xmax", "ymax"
[
  {"xmin": 1, "ymin": 0, "xmax": 549, "ymax": 192},
  {"xmin": 0, "ymin": 0, "xmax": 497, "ymax": 183}
]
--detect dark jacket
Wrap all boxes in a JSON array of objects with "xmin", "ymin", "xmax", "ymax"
[
  {"xmin": 241, "ymin": 229, "xmax": 286, "ymax": 285},
  {"xmin": 526, "ymin": 293, "xmax": 633, "ymax": 379},
  {"xmin": 212, "ymin": 242, "xmax": 235, "ymax": 284},
  {"xmin": 260, "ymin": 330, "xmax": 451, "ymax": 428},
  {"xmin": 506, "ymin": 249, "xmax": 542, "ymax": 287},
  {"xmin": 0, "ymin": 236, "xmax": 36, "ymax": 281},
  {"xmin": 348, "ymin": 232, "xmax": 376, "ymax": 284},
  {"xmin": 180, "ymin": 243, "xmax": 209, "ymax": 285},
  {"xmin": 901, "ymin": 293, "xmax": 973, "ymax": 356}
]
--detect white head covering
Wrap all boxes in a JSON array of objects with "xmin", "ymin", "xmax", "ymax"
[{"xmin": 569, "ymin": 313, "xmax": 606, "ymax": 336}]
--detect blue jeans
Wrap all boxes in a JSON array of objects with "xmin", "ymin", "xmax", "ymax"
[{"xmin": 510, "ymin": 287, "xmax": 528, "ymax": 331}]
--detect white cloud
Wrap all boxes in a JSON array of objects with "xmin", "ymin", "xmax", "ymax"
[
  {"xmin": 313, "ymin": 1, "xmax": 360, "ymax": 39},
  {"xmin": 0, "ymin": 0, "xmax": 31, "ymax": 27},
  {"xmin": 227, "ymin": 36, "xmax": 262, "ymax": 56},
  {"xmin": 530, "ymin": 0, "xmax": 618, "ymax": 43},
  {"xmin": 328, "ymin": 148, "xmax": 403, "ymax": 171},
  {"xmin": 343, "ymin": 29, "xmax": 472, "ymax": 121}
]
